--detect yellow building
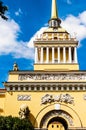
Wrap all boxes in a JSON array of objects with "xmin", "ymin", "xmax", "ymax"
[{"xmin": 1, "ymin": 0, "xmax": 86, "ymax": 130}]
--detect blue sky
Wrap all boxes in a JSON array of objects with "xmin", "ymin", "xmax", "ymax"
[{"xmin": 0, "ymin": 0, "xmax": 86, "ymax": 88}]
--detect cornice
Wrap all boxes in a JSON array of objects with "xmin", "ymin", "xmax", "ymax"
[
  {"xmin": 4, "ymin": 81, "xmax": 86, "ymax": 91},
  {"xmin": 34, "ymin": 40, "xmax": 78, "ymax": 45},
  {"xmin": 8, "ymin": 70, "xmax": 86, "ymax": 74},
  {"xmin": 4, "ymin": 82, "xmax": 86, "ymax": 86}
]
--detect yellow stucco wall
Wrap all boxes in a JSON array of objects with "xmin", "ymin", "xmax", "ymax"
[
  {"xmin": 0, "ymin": 90, "xmax": 86, "ymax": 128},
  {"xmin": 0, "ymin": 0, "xmax": 82, "ymax": 129},
  {"xmin": 34, "ymin": 64, "xmax": 79, "ymax": 71},
  {"xmin": 0, "ymin": 94, "xmax": 5, "ymax": 116}
]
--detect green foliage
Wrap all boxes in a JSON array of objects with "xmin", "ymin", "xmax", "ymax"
[
  {"xmin": 0, "ymin": 0, "xmax": 8, "ymax": 20},
  {"xmin": 0, "ymin": 116, "xmax": 34, "ymax": 130}
]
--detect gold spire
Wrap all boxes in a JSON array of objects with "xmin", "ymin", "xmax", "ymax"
[
  {"xmin": 49, "ymin": 0, "xmax": 61, "ymax": 28},
  {"xmin": 51, "ymin": 0, "xmax": 58, "ymax": 19}
]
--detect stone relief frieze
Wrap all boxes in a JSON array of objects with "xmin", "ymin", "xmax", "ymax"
[
  {"xmin": 18, "ymin": 74, "xmax": 86, "ymax": 81},
  {"xmin": 17, "ymin": 95, "xmax": 31, "ymax": 101},
  {"xmin": 41, "ymin": 94, "xmax": 74, "ymax": 105}
]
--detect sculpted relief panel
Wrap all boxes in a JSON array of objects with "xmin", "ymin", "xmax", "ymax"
[
  {"xmin": 41, "ymin": 94, "xmax": 74, "ymax": 105},
  {"xmin": 17, "ymin": 95, "xmax": 31, "ymax": 101},
  {"xmin": 18, "ymin": 73, "xmax": 86, "ymax": 81}
]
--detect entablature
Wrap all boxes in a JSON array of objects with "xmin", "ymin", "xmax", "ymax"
[
  {"xmin": 8, "ymin": 71, "xmax": 86, "ymax": 83},
  {"xmin": 4, "ymin": 82, "xmax": 86, "ymax": 92},
  {"xmin": 34, "ymin": 40, "xmax": 78, "ymax": 46}
]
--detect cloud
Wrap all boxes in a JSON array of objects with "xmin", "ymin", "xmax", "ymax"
[
  {"xmin": 0, "ymin": 16, "xmax": 47, "ymax": 59},
  {"xmin": 61, "ymin": 11, "xmax": 86, "ymax": 42},
  {"xmin": 0, "ymin": 11, "xmax": 86, "ymax": 60},
  {"xmin": 28, "ymin": 11, "xmax": 86, "ymax": 50},
  {"xmin": 27, "ymin": 27, "xmax": 47, "ymax": 48},
  {"xmin": 15, "ymin": 8, "xmax": 22, "ymax": 16},
  {"xmin": 0, "ymin": 17, "xmax": 34, "ymax": 59},
  {"xmin": 0, "ymin": 17, "xmax": 19, "ymax": 54}
]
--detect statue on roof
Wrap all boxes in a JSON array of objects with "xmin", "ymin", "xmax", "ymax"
[{"xmin": 13, "ymin": 62, "xmax": 19, "ymax": 71}]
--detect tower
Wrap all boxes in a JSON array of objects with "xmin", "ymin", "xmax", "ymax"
[
  {"xmin": 34, "ymin": 0, "xmax": 79, "ymax": 71},
  {"xmin": 1, "ymin": 1, "xmax": 86, "ymax": 130}
]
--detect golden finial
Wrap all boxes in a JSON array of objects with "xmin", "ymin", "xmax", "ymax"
[{"xmin": 51, "ymin": 0, "xmax": 58, "ymax": 19}]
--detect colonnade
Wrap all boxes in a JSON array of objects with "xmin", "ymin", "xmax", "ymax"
[{"xmin": 35, "ymin": 46, "xmax": 78, "ymax": 64}]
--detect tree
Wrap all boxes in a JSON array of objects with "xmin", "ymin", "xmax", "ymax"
[
  {"xmin": 0, "ymin": 116, "xmax": 34, "ymax": 130},
  {"xmin": 0, "ymin": 116, "xmax": 7, "ymax": 130},
  {"xmin": 0, "ymin": 0, "xmax": 8, "ymax": 20}
]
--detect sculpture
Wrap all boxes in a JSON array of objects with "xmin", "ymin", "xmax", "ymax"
[
  {"xmin": 41, "ymin": 94, "xmax": 74, "ymax": 105},
  {"xmin": 13, "ymin": 62, "xmax": 19, "ymax": 71},
  {"xmin": 19, "ymin": 104, "xmax": 30, "ymax": 119},
  {"xmin": 41, "ymin": 94, "xmax": 54, "ymax": 104},
  {"xmin": 59, "ymin": 94, "xmax": 74, "ymax": 104}
]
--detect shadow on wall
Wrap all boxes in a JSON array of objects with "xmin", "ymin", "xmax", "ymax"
[{"xmin": 30, "ymin": 113, "xmax": 38, "ymax": 127}]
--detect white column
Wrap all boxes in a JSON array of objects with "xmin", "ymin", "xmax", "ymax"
[
  {"xmin": 40, "ymin": 47, "xmax": 43, "ymax": 63},
  {"xmin": 69, "ymin": 47, "xmax": 72, "ymax": 63},
  {"xmin": 63, "ymin": 47, "xmax": 66, "ymax": 63},
  {"xmin": 52, "ymin": 47, "xmax": 54, "ymax": 63},
  {"xmin": 35, "ymin": 47, "xmax": 38, "ymax": 63},
  {"xmin": 58, "ymin": 47, "xmax": 60, "ymax": 63},
  {"xmin": 46, "ymin": 47, "xmax": 49, "ymax": 63},
  {"xmin": 74, "ymin": 46, "xmax": 78, "ymax": 63}
]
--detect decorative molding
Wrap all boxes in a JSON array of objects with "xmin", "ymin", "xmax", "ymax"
[
  {"xmin": 6, "ymin": 82, "xmax": 86, "ymax": 92},
  {"xmin": 40, "ymin": 110, "xmax": 74, "ymax": 128},
  {"xmin": 17, "ymin": 95, "xmax": 31, "ymax": 101},
  {"xmin": 41, "ymin": 94, "xmax": 74, "ymax": 105},
  {"xmin": 18, "ymin": 74, "xmax": 86, "ymax": 81}
]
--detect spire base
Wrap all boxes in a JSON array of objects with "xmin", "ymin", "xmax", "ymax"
[{"xmin": 48, "ymin": 18, "xmax": 61, "ymax": 28}]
